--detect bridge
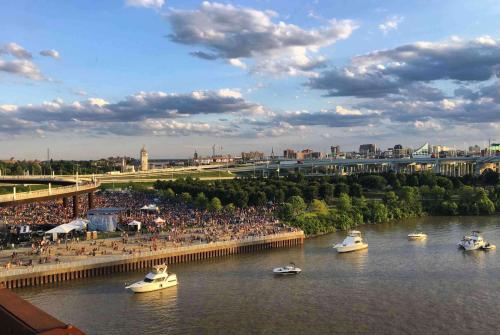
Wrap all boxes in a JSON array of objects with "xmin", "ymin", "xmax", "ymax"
[
  {"xmin": 231, "ymin": 156, "xmax": 500, "ymax": 177},
  {"xmin": 0, "ymin": 176, "xmax": 100, "ymax": 218}
]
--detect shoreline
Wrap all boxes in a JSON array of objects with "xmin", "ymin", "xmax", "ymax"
[{"xmin": 0, "ymin": 231, "xmax": 304, "ymax": 289}]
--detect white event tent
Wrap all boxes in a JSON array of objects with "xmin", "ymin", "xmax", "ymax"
[
  {"xmin": 45, "ymin": 222, "xmax": 85, "ymax": 240},
  {"xmin": 140, "ymin": 204, "xmax": 159, "ymax": 212},
  {"xmin": 154, "ymin": 217, "xmax": 165, "ymax": 225},
  {"xmin": 128, "ymin": 220, "xmax": 142, "ymax": 231}
]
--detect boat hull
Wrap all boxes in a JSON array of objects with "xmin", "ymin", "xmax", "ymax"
[
  {"xmin": 458, "ymin": 242, "xmax": 485, "ymax": 251},
  {"xmin": 273, "ymin": 269, "xmax": 301, "ymax": 275},
  {"xmin": 126, "ymin": 275, "xmax": 178, "ymax": 293},
  {"xmin": 408, "ymin": 235, "xmax": 427, "ymax": 241},
  {"xmin": 334, "ymin": 243, "xmax": 368, "ymax": 253}
]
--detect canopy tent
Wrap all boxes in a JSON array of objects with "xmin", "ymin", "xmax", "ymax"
[
  {"xmin": 68, "ymin": 219, "xmax": 88, "ymax": 230},
  {"xmin": 127, "ymin": 220, "xmax": 141, "ymax": 231},
  {"xmin": 140, "ymin": 204, "xmax": 159, "ymax": 212},
  {"xmin": 45, "ymin": 223, "xmax": 82, "ymax": 240},
  {"xmin": 154, "ymin": 217, "xmax": 165, "ymax": 225}
]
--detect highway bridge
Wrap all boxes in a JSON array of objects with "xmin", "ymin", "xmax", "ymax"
[
  {"xmin": 0, "ymin": 176, "xmax": 100, "ymax": 218},
  {"xmin": 230, "ymin": 156, "xmax": 500, "ymax": 177}
]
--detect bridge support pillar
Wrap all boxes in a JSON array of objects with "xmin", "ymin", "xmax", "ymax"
[
  {"xmin": 88, "ymin": 192, "xmax": 94, "ymax": 210},
  {"xmin": 73, "ymin": 195, "xmax": 79, "ymax": 218},
  {"xmin": 63, "ymin": 197, "xmax": 68, "ymax": 208}
]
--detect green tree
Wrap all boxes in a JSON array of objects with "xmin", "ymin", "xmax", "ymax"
[
  {"xmin": 162, "ymin": 188, "xmax": 175, "ymax": 199},
  {"xmin": 337, "ymin": 193, "xmax": 352, "ymax": 212},
  {"xmin": 194, "ymin": 192, "xmax": 209, "ymax": 209},
  {"xmin": 278, "ymin": 203, "xmax": 294, "ymax": 221},
  {"xmin": 288, "ymin": 195, "xmax": 307, "ymax": 216},
  {"xmin": 181, "ymin": 192, "xmax": 192, "ymax": 203},
  {"xmin": 359, "ymin": 175, "xmax": 387, "ymax": 189},
  {"xmin": 370, "ymin": 202, "xmax": 388, "ymax": 223},
  {"xmin": 209, "ymin": 197, "xmax": 223, "ymax": 212},
  {"xmin": 481, "ymin": 169, "xmax": 499, "ymax": 185},
  {"xmin": 319, "ymin": 183, "xmax": 335, "ymax": 202},
  {"xmin": 334, "ymin": 183, "xmax": 349, "ymax": 196},
  {"xmin": 224, "ymin": 203, "xmax": 236, "ymax": 214},
  {"xmin": 311, "ymin": 199, "xmax": 329, "ymax": 215},
  {"xmin": 349, "ymin": 183, "xmax": 363, "ymax": 197}
]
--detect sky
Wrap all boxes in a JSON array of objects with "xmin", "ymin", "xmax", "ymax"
[{"xmin": 1, "ymin": 0, "xmax": 500, "ymax": 160}]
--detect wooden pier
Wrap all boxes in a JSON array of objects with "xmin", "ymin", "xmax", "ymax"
[{"xmin": 0, "ymin": 231, "xmax": 304, "ymax": 289}]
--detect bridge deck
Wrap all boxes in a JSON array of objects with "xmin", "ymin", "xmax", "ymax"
[{"xmin": 0, "ymin": 178, "xmax": 100, "ymax": 207}]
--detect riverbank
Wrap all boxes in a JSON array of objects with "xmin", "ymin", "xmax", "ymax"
[{"xmin": 0, "ymin": 231, "xmax": 304, "ymax": 289}]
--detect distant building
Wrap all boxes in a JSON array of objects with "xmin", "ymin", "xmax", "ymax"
[
  {"xmin": 489, "ymin": 143, "xmax": 500, "ymax": 155},
  {"xmin": 359, "ymin": 144, "xmax": 377, "ymax": 156},
  {"xmin": 412, "ymin": 143, "xmax": 432, "ymax": 158},
  {"xmin": 212, "ymin": 155, "xmax": 233, "ymax": 163},
  {"xmin": 296, "ymin": 149, "xmax": 313, "ymax": 160},
  {"xmin": 330, "ymin": 145, "xmax": 341, "ymax": 157},
  {"xmin": 310, "ymin": 151, "xmax": 325, "ymax": 159},
  {"xmin": 468, "ymin": 145, "xmax": 481, "ymax": 156},
  {"xmin": 140, "ymin": 146, "xmax": 149, "ymax": 172},
  {"xmin": 241, "ymin": 151, "xmax": 265, "ymax": 161},
  {"xmin": 393, "ymin": 144, "xmax": 412, "ymax": 158},
  {"xmin": 283, "ymin": 149, "xmax": 296, "ymax": 159}
]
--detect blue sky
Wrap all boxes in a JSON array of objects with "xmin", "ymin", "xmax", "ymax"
[{"xmin": 1, "ymin": 0, "xmax": 500, "ymax": 159}]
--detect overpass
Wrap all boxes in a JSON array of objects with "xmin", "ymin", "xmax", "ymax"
[
  {"xmin": 0, "ymin": 176, "xmax": 100, "ymax": 218},
  {"xmin": 231, "ymin": 156, "xmax": 500, "ymax": 177}
]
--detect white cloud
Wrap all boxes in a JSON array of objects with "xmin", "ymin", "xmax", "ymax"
[
  {"xmin": 0, "ymin": 42, "xmax": 32, "ymax": 59},
  {"xmin": 0, "ymin": 42, "xmax": 56, "ymax": 80},
  {"xmin": 335, "ymin": 105, "xmax": 362, "ymax": 115},
  {"xmin": 228, "ymin": 58, "xmax": 247, "ymax": 69},
  {"xmin": 379, "ymin": 16, "xmax": 404, "ymax": 34},
  {"xmin": 40, "ymin": 49, "xmax": 60, "ymax": 59},
  {"xmin": 166, "ymin": 2, "xmax": 357, "ymax": 76},
  {"xmin": 125, "ymin": 0, "xmax": 164, "ymax": 9}
]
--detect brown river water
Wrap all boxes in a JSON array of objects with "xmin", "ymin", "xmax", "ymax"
[{"xmin": 17, "ymin": 216, "xmax": 500, "ymax": 334}]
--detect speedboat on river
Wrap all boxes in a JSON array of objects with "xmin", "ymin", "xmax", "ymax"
[
  {"xmin": 125, "ymin": 264, "xmax": 177, "ymax": 293},
  {"xmin": 333, "ymin": 230, "xmax": 368, "ymax": 253},
  {"xmin": 273, "ymin": 263, "xmax": 302, "ymax": 275},
  {"xmin": 458, "ymin": 231, "xmax": 486, "ymax": 251},
  {"xmin": 408, "ymin": 232, "xmax": 427, "ymax": 240}
]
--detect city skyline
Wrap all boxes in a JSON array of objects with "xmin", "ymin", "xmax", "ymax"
[{"xmin": 2, "ymin": 0, "xmax": 500, "ymax": 159}]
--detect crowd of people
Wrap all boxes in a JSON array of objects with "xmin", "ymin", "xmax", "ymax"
[{"xmin": 0, "ymin": 189, "xmax": 297, "ymax": 269}]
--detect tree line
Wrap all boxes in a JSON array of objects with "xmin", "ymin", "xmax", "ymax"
[{"xmin": 153, "ymin": 170, "xmax": 500, "ymax": 235}]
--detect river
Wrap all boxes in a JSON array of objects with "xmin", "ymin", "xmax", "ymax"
[{"xmin": 17, "ymin": 216, "xmax": 500, "ymax": 334}]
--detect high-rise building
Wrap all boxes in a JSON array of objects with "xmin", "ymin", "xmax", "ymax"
[
  {"xmin": 330, "ymin": 145, "xmax": 340, "ymax": 157},
  {"xmin": 359, "ymin": 144, "xmax": 377, "ymax": 156},
  {"xmin": 140, "ymin": 145, "xmax": 149, "ymax": 172}
]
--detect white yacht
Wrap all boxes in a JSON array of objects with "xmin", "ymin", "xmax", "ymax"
[
  {"xmin": 273, "ymin": 263, "xmax": 302, "ymax": 275},
  {"xmin": 458, "ymin": 231, "xmax": 486, "ymax": 251},
  {"xmin": 125, "ymin": 264, "xmax": 177, "ymax": 293},
  {"xmin": 408, "ymin": 232, "xmax": 427, "ymax": 240},
  {"xmin": 334, "ymin": 230, "xmax": 368, "ymax": 253}
]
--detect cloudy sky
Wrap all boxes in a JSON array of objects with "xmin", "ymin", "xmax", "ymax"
[{"xmin": 1, "ymin": 0, "xmax": 500, "ymax": 159}]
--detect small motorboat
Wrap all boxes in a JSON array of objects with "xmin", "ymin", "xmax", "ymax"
[
  {"xmin": 482, "ymin": 243, "xmax": 496, "ymax": 251},
  {"xmin": 458, "ymin": 231, "xmax": 486, "ymax": 251},
  {"xmin": 273, "ymin": 263, "xmax": 302, "ymax": 275},
  {"xmin": 408, "ymin": 232, "xmax": 427, "ymax": 240},
  {"xmin": 125, "ymin": 264, "xmax": 177, "ymax": 293},
  {"xmin": 334, "ymin": 230, "xmax": 368, "ymax": 253}
]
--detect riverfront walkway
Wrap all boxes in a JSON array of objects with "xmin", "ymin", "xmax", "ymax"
[{"xmin": 0, "ymin": 231, "xmax": 304, "ymax": 289}]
